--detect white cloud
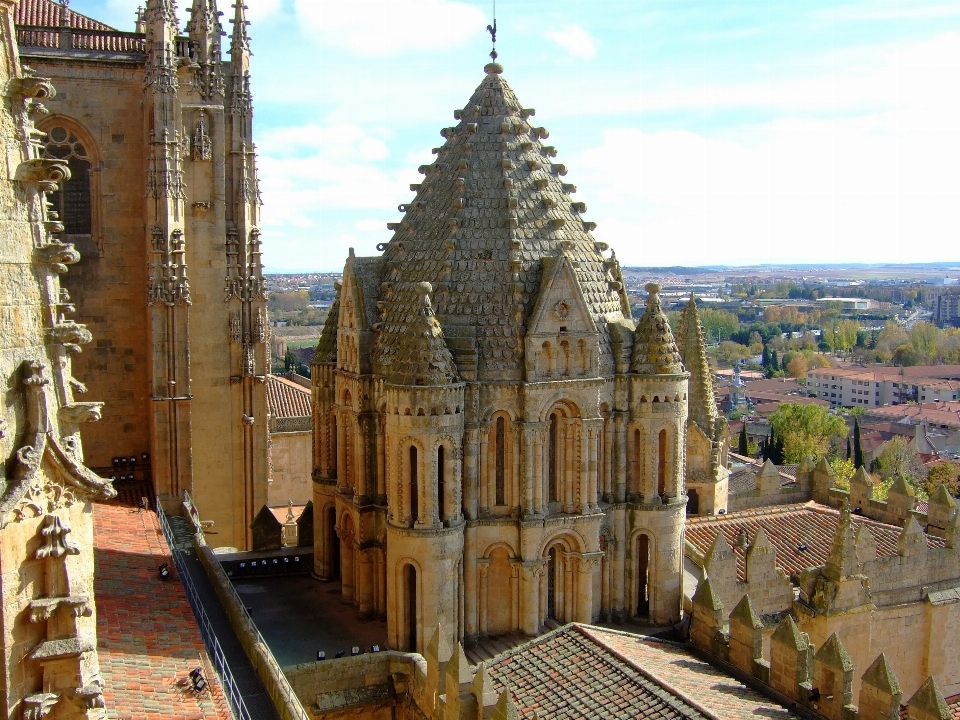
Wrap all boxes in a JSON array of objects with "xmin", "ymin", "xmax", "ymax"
[
  {"xmin": 546, "ymin": 23, "xmax": 598, "ymax": 60},
  {"xmin": 572, "ymin": 111, "xmax": 960, "ymax": 266},
  {"xmin": 293, "ymin": 0, "xmax": 486, "ymax": 56}
]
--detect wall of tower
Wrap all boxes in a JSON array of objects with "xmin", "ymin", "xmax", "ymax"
[{"xmin": 23, "ymin": 59, "xmax": 151, "ymax": 476}]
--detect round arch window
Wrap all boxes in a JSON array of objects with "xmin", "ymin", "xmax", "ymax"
[{"xmin": 42, "ymin": 126, "xmax": 91, "ymax": 235}]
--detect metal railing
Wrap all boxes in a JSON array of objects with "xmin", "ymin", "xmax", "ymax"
[{"xmin": 156, "ymin": 501, "xmax": 253, "ymax": 720}]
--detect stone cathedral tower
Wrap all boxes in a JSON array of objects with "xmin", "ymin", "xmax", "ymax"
[
  {"xmin": 13, "ymin": 0, "xmax": 270, "ymax": 549},
  {"xmin": 312, "ymin": 60, "xmax": 704, "ymax": 651}
]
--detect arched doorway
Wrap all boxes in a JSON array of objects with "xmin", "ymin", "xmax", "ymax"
[
  {"xmin": 687, "ymin": 489, "xmax": 700, "ymax": 516},
  {"xmin": 636, "ymin": 533, "xmax": 651, "ymax": 619}
]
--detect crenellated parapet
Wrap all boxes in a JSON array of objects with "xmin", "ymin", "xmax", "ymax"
[{"xmin": 690, "ymin": 580, "xmax": 953, "ymax": 720}]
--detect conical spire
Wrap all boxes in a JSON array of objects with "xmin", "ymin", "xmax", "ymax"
[
  {"xmin": 374, "ymin": 282, "xmax": 459, "ymax": 387},
  {"xmin": 631, "ymin": 283, "xmax": 684, "ymax": 375},
  {"xmin": 678, "ymin": 294, "xmax": 718, "ymax": 432},
  {"xmin": 378, "ymin": 64, "xmax": 623, "ymax": 382},
  {"xmin": 312, "ymin": 281, "xmax": 341, "ymax": 364}
]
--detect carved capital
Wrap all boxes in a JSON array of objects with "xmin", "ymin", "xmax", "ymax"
[
  {"xmin": 579, "ymin": 552, "xmax": 605, "ymax": 574},
  {"xmin": 520, "ymin": 559, "xmax": 545, "ymax": 581}
]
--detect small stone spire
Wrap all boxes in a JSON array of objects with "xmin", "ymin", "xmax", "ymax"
[
  {"xmin": 188, "ymin": 0, "xmax": 225, "ymax": 99},
  {"xmin": 631, "ymin": 283, "xmax": 684, "ymax": 375},
  {"xmin": 824, "ymin": 501, "xmax": 860, "ymax": 582},
  {"xmin": 229, "ymin": 1, "xmax": 251, "ymax": 63},
  {"xmin": 374, "ymin": 282, "xmax": 459, "ymax": 387},
  {"xmin": 677, "ymin": 294, "xmax": 718, "ymax": 432},
  {"xmin": 312, "ymin": 280, "xmax": 341, "ymax": 364}
]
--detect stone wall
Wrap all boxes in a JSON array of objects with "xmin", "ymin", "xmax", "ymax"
[{"xmin": 269, "ymin": 430, "xmax": 312, "ymax": 506}]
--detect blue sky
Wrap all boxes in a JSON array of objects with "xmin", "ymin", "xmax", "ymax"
[{"xmin": 71, "ymin": 1, "xmax": 960, "ymax": 270}]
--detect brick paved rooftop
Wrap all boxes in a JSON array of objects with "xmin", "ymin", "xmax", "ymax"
[
  {"xmin": 93, "ymin": 502, "xmax": 230, "ymax": 719},
  {"xmin": 584, "ymin": 627, "xmax": 801, "ymax": 720},
  {"xmin": 686, "ymin": 501, "xmax": 946, "ymax": 581}
]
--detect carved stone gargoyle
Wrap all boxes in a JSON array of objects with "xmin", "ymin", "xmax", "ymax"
[
  {"xmin": 16, "ymin": 158, "xmax": 69, "ymax": 193},
  {"xmin": 46, "ymin": 321, "xmax": 92, "ymax": 354},
  {"xmin": 58, "ymin": 403, "xmax": 103, "ymax": 425},
  {"xmin": 34, "ymin": 240, "xmax": 80, "ymax": 274}
]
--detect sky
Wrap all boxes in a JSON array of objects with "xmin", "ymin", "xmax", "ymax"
[{"xmin": 70, "ymin": 0, "xmax": 960, "ymax": 271}]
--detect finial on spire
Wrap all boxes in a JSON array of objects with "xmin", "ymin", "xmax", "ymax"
[{"xmin": 486, "ymin": 0, "xmax": 497, "ymax": 61}]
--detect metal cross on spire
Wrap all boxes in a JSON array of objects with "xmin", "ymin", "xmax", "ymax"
[{"xmin": 486, "ymin": 0, "xmax": 497, "ymax": 61}]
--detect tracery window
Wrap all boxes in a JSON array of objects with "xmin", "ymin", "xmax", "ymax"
[{"xmin": 42, "ymin": 126, "xmax": 91, "ymax": 235}]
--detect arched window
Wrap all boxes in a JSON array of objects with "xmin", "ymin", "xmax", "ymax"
[
  {"xmin": 330, "ymin": 414, "xmax": 338, "ymax": 478},
  {"xmin": 495, "ymin": 416, "xmax": 506, "ymax": 506},
  {"xmin": 548, "ymin": 413, "xmax": 558, "ymax": 503},
  {"xmin": 42, "ymin": 126, "xmax": 91, "ymax": 235},
  {"xmin": 406, "ymin": 564, "xmax": 418, "ymax": 651},
  {"xmin": 437, "ymin": 445, "xmax": 446, "ymax": 521},
  {"xmin": 657, "ymin": 429, "xmax": 667, "ymax": 497},
  {"xmin": 409, "ymin": 446, "xmax": 419, "ymax": 523},
  {"xmin": 547, "ymin": 546, "xmax": 558, "ymax": 620}
]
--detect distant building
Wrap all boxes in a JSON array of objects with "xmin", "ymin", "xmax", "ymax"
[
  {"xmin": 936, "ymin": 293, "xmax": 960, "ymax": 327},
  {"xmin": 806, "ymin": 365, "xmax": 960, "ymax": 408}
]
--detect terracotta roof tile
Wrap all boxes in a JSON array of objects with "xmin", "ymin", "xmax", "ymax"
[
  {"xmin": 584, "ymin": 628, "xmax": 801, "ymax": 720},
  {"xmin": 266, "ymin": 374, "xmax": 312, "ymax": 419},
  {"xmin": 686, "ymin": 501, "xmax": 945, "ymax": 581},
  {"xmin": 16, "ymin": 0, "xmax": 116, "ymax": 30},
  {"xmin": 93, "ymin": 503, "xmax": 230, "ymax": 718},
  {"xmin": 486, "ymin": 625, "xmax": 708, "ymax": 719}
]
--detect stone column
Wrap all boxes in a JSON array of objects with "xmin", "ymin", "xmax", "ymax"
[
  {"xmin": 563, "ymin": 425, "xmax": 574, "ymax": 514},
  {"xmin": 464, "ymin": 425, "xmax": 480, "ymax": 521},
  {"xmin": 478, "ymin": 558, "xmax": 491, "ymax": 636},
  {"xmin": 613, "ymin": 508, "xmax": 627, "ymax": 621},
  {"xmin": 375, "ymin": 420, "xmax": 386, "ymax": 501},
  {"xmin": 358, "ymin": 548, "xmax": 374, "ymax": 618},
  {"xmin": 479, "ymin": 428, "xmax": 489, "ymax": 515},
  {"xmin": 533, "ymin": 431, "xmax": 543, "ymax": 515},
  {"xmin": 522, "ymin": 426, "xmax": 535, "ymax": 517},
  {"xmin": 576, "ymin": 553, "xmax": 603, "ymax": 624},
  {"xmin": 464, "ymin": 527, "xmax": 478, "ymax": 639},
  {"xmin": 336, "ymin": 409, "xmax": 347, "ymax": 492},
  {"xmin": 520, "ymin": 560, "xmax": 544, "ymax": 636},
  {"xmin": 604, "ymin": 417, "xmax": 614, "ymax": 498},
  {"xmin": 614, "ymin": 411, "xmax": 627, "ymax": 503}
]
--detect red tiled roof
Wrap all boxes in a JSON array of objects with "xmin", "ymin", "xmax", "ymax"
[
  {"xmin": 16, "ymin": 0, "xmax": 116, "ymax": 30},
  {"xmin": 583, "ymin": 628, "xmax": 801, "ymax": 720},
  {"xmin": 266, "ymin": 374, "xmax": 312, "ymax": 419},
  {"xmin": 93, "ymin": 503, "xmax": 230, "ymax": 718},
  {"xmin": 486, "ymin": 625, "xmax": 709, "ymax": 719},
  {"xmin": 866, "ymin": 402, "xmax": 960, "ymax": 430},
  {"xmin": 686, "ymin": 501, "xmax": 945, "ymax": 581}
]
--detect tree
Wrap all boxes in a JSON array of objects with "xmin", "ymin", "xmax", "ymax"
[
  {"xmin": 761, "ymin": 345, "xmax": 770, "ymax": 368},
  {"xmin": 830, "ymin": 457, "xmax": 855, "ymax": 490},
  {"xmin": 853, "ymin": 419, "xmax": 864, "ymax": 469},
  {"xmin": 771, "ymin": 350, "xmax": 780, "ymax": 372},
  {"xmin": 738, "ymin": 424, "xmax": 749, "ymax": 455},
  {"xmin": 768, "ymin": 403, "xmax": 849, "ymax": 464},
  {"xmin": 925, "ymin": 462, "xmax": 960, "ymax": 498},
  {"xmin": 846, "ymin": 436, "xmax": 851, "ymax": 461},
  {"xmin": 874, "ymin": 436, "xmax": 928, "ymax": 482}
]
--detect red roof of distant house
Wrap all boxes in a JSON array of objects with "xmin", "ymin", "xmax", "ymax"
[
  {"xmin": 866, "ymin": 402, "xmax": 960, "ymax": 430},
  {"xmin": 16, "ymin": 0, "xmax": 115, "ymax": 30},
  {"xmin": 686, "ymin": 501, "xmax": 945, "ymax": 581}
]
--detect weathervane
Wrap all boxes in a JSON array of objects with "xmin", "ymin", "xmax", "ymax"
[{"xmin": 486, "ymin": 0, "xmax": 497, "ymax": 61}]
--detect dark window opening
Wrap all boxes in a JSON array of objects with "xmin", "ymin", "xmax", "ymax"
[
  {"xmin": 438, "ymin": 445, "xmax": 446, "ymax": 521},
  {"xmin": 548, "ymin": 413, "xmax": 558, "ymax": 503},
  {"xmin": 495, "ymin": 416, "xmax": 505, "ymax": 506},
  {"xmin": 43, "ymin": 127, "xmax": 91, "ymax": 235}
]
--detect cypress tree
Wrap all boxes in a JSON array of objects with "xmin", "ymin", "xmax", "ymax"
[
  {"xmin": 761, "ymin": 344, "xmax": 770, "ymax": 367},
  {"xmin": 853, "ymin": 419, "xmax": 864, "ymax": 469},
  {"xmin": 738, "ymin": 424, "xmax": 749, "ymax": 455},
  {"xmin": 772, "ymin": 431, "xmax": 786, "ymax": 465},
  {"xmin": 846, "ymin": 436, "xmax": 851, "ymax": 461},
  {"xmin": 771, "ymin": 350, "xmax": 780, "ymax": 372}
]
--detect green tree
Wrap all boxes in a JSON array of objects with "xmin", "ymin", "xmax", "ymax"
[
  {"xmin": 738, "ymin": 424, "xmax": 749, "ymax": 455},
  {"xmin": 874, "ymin": 436, "xmax": 927, "ymax": 482},
  {"xmin": 926, "ymin": 462, "xmax": 960, "ymax": 498},
  {"xmin": 830, "ymin": 457, "xmax": 856, "ymax": 490},
  {"xmin": 768, "ymin": 403, "xmax": 848, "ymax": 464},
  {"xmin": 853, "ymin": 419, "xmax": 864, "ymax": 469},
  {"xmin": 699, "ymin": 308, "xmax": 740, "ymax": 342}
]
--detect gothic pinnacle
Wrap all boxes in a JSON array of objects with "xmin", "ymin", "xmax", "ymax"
[
  {"xmin": 678, "ymin": 293, "xmax": 718, "ymax": 432},
  {"xmin": 229, "ymin": 1, "xmax": 251, "ymax": 58}
]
